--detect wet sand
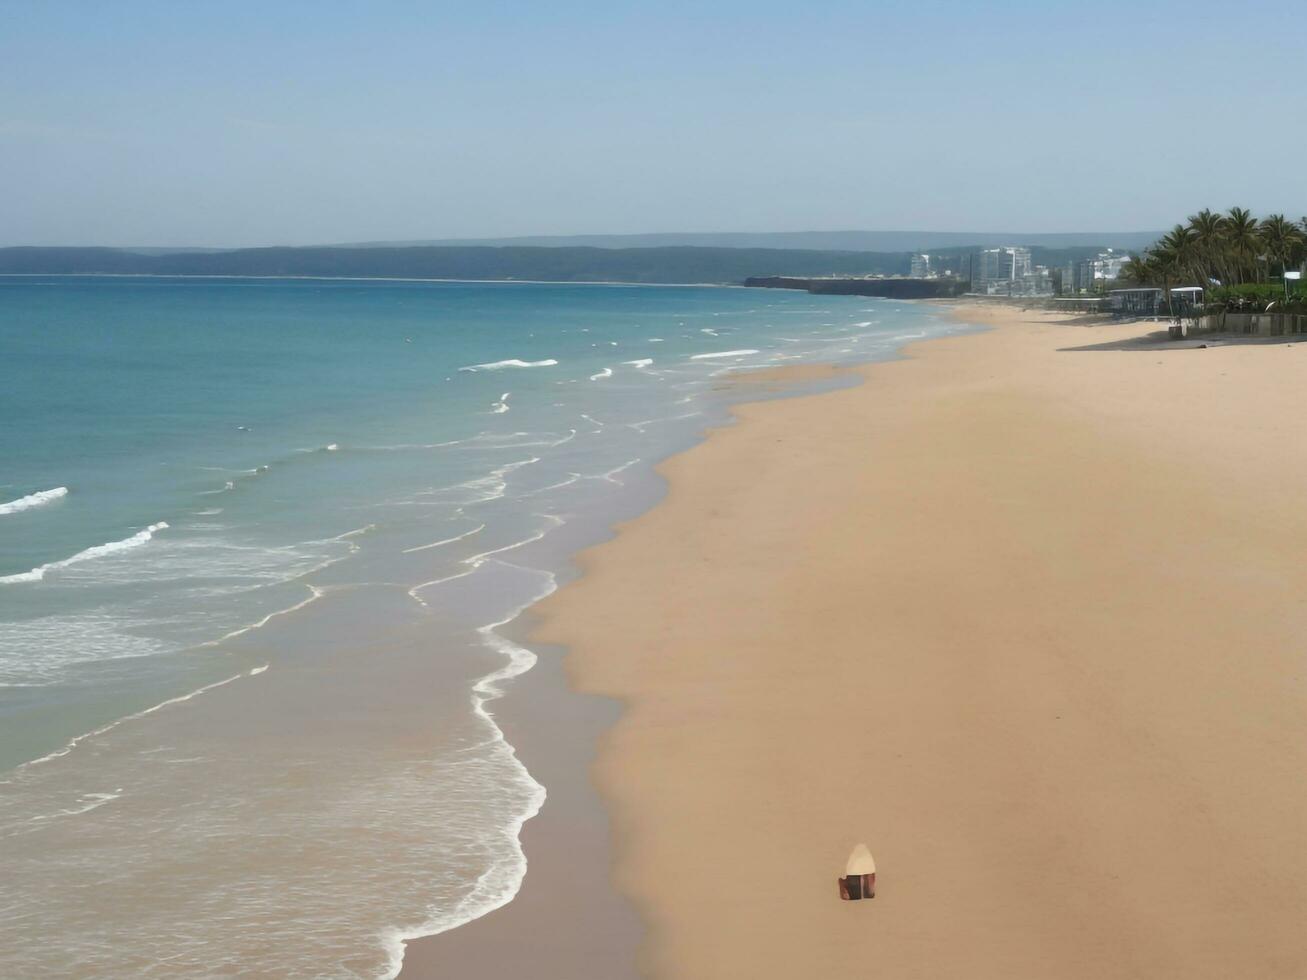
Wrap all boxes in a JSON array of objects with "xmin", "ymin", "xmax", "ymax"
[
  {"xmin": 396, "ymin": 621, "xmax": 641, "ymax": 979},
  {"xmin": 526, "ymin": 303, "xmax": 1307, "ymax": 978}
]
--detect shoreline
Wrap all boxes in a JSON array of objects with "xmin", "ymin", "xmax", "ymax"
[
  {"xmin": 393, "ymin": 615, "xmax": 643, "ymax": 979},
  {"xmin": 524, "ymin": 303, "xmax": 1307, "ymax": 977},
  {"xmin": 393, "ymin": 360, "xmax": 903, "ymax": 979}
]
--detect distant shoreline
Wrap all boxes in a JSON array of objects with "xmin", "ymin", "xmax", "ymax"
[{"xmin": 0, "ymin": 272, "xmax": 747, "ymax": 288}]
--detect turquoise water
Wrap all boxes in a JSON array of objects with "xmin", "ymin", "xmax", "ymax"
[{"xmin": 0, "ymin": 276, "xmax": 963, "ymax": 977}]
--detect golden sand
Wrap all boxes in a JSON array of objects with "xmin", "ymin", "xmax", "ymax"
[{"xmin": 532, "ymin": 304, "xmax": 1307, "ymax": 978}]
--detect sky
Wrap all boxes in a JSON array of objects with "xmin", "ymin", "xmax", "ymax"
[{"xmin": 2, "ymin": 0, "xmax": 1304, "ymax": 247}]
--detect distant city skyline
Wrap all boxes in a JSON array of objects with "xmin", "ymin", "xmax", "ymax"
[{"xmin": 2, "ymin": 0, "xmax": 1303, "ymax": 247}]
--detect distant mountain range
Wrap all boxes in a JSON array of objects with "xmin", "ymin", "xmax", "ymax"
[
  {"xmin": 0, "ymin": 245, "xmax": 912, "ymax": 283},
  {"xmin": 0, "ymin": 233, "xmax": 1158, "ymax": 286},
  {"xmin": 324, "ymin": 230, "xmax": 1163, "ymax": 253}
]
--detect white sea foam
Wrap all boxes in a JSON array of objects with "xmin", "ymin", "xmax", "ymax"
[
  {"xmin": 28, "ymin": 789, "xmax": 124, "ymax": 823},
  {"xmin": 462, "ymin": 516, "xmax": 564, "ymax": 566},
  {"xmin": 700, "ymin": 327, "xmax": 718, "ymax": 336},
  {"xmin": 401, "ymin": 523, "xmax": 487, "ymax": 554},
  {"xmin": 0, "ymin": 614, "xmax": 174, "ymax": 685},
  {"xmin": 0, "ymin": 569, "xmax": 46, "ymax": 585},
  {"xmin": 198, "ymin": 480, "xmax": 237, "ymax": 496},
  {"xmin": 17, "ymin": 663, "xmax": 270, "ymax": 770},
  {"xmin": 490, "ymin": 393, "xmax": 511, "ymax": 414},
  {"xmin": 588, "ymin": 368, "xmax": 612, "ymax": 381},
  {"xmin": 0, "ymin": 522, "xmax": 169, "ymax": 585},
  {"xmin": 412, "ymin": 457, "xmax": 541, "ymax": 508},
  {"xmin": 0, "ymin": 486, "xmax": 68, "ymax": 516},
  {"xmin": 458, "ymin": 359, "xmax": 558, "ymax": 372},
  {"xmin": 408, "ymin": 516, "xmax": 563, "ymax": 607},
  {"xmin": 521, "ymin": 474, "xmax": 582, "ymax": 497},
  {"xmin": 387, "ymin": 570, "xmax": 554, "ymax": 976},
  {"xmin": 405, "ymin": 567, "xmax": 477, "ymax": 600},
  {"xmin": 202, "ymin": 586, "xmax": 326, "ymax": 646},
  {"xmin": 365, "ymin": 430, "xmax": 573, "ymax": 453},
  {"xmin": 689, "ymin": 349, "xmax": 760, "ymax": 359},
  {"xmin": 576, "ymin": 458, "xmax": 641, "ymax": 485},
  {"xmin": 549, "ymin": 429, "xmax": 577, "ymax": 448},
  {"xmin": 623, "ymin": 358, "xmax": 653, "ymax": 369},
  {"xmin": 628, "ymin": 412, "xmax": 701, "ymax": 432}
]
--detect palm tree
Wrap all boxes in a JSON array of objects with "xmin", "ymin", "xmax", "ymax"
[
  {"xmin": 1125, "ymin": 207, "xmax": 1307, "ymax": 314},
  {"xmin": 1224, "ymin": 207, "xmax": 1261, "ymax": 284},
  {"xmin": 1259, "ymin": 214, "xmax": 1304, "ymax": 278},
  {"xmin": 1152, "ymin": 231, "xmax": 1196, "ymax": 314},
  {"xmin": 1163, "ymin": 225, "xmax": 1204, "ymax": 286},
  {"xmin": 1121, "ymin": 254, "xmax": 1155, "ymax": 285},
  {"xmin": 1187, "ymin": 208, "xmax": 1229, "ymax": 284}
]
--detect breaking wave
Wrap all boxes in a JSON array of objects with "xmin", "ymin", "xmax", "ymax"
[
  {"xmin": 0, "ymin": 523, "xmax": 169, "ymax": 585},
  {"xmin": 0, "ymin": 487, "xmax": 69, "ymax": 516},
  {"xmin": 689, "ymin": 349, "xmax": 760, "ymax": 360},
  {"xmin": 458, "ymin": 359, "xmax": 558, "ymax": 372}
]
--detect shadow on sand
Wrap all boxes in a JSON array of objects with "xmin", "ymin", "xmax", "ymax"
[{"xmin": 1060, "ymin": 329, "xmax": 1307, "ymax": 353}]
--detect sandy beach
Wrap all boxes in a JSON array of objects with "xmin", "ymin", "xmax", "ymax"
[{"xmin": 524, "ymin": 303, "xmax": 1307, "ymax": 978}]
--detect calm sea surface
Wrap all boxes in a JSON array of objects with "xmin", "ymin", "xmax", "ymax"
[{"xmin": 0, "ymin": 276, "xmax": 964, "ymax": 977}]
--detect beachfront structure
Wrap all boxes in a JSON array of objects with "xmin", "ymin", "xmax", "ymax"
[
  {"xmin": 839, "ymin": 844, "xmax": 877, "ymax": 901},
  {"xmin": 1108, "ymin": 286, "xmax": 1204, "ymax": 318},
  {"xmin": 1050, "ymin": 296, "xmax": 1105, "ymax": 313},
  {"xmin": 1109, "ymin": 288, "xmax": 1163, "ymax": 317},
  {"xmin": 910, "ymin": 253, "xmax": 932, "ymax": 278},
  {"xmin": 1169, "ymin": 286, "xmax": 1204, "ymax": 313}
]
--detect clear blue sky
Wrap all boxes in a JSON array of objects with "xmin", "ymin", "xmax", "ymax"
[{"xmin": 2, "ymin": 0, "xmax": 1303, "ymax": 246}]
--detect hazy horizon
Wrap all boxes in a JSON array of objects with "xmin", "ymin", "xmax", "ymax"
[
  {"xmin": 3, "ymin": 1, "xmax": 1303, "ymax": 248},
  {"xmin": 4, "ymin": 228, "xmax": 1167, "ymax": 252}
]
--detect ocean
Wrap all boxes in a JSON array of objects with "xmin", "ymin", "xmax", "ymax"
[{"xmin": 0, "ymin": 276, "xmax": 964, "ymax": 977}]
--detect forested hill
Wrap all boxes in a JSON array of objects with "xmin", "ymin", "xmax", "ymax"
[
  {"xmin": 0, "ymin": 242, "xmax": 1122, "ymax": 284},
  {"xmin": 0, "ymin": 245, "xmax": 910, "ymax": 283}
]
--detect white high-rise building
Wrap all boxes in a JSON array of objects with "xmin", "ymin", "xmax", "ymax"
[
  {"xmin": 974, "ymin": 246, "xmax": 1033, "ymax": 294},
  {"xmin": 1093, "ymin": 248, "xmax": 1129, "ymax": 282},
  {"xmin": 910, "ymin": 254, "xmax": 932, "ymax": 278}
]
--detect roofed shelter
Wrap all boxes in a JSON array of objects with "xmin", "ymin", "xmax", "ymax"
[{"xmin": 839, "ymin": 844, "xmax": 876, "ymax": 900}]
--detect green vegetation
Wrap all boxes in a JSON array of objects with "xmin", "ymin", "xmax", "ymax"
[
  {"xmin": 1122, "ymin": 208, "xmax": 1307, "ymax": 313},
  {"xmin": 1207, "ymin": 283, "xmax": 1307, "ymax": 313}
]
